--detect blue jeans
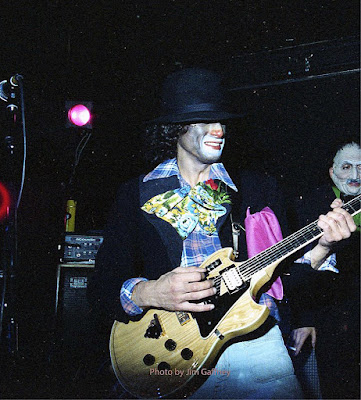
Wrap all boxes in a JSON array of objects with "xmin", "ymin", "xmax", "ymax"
[{"xmin": 190, "ymin": 324, "xmax": 303, "ymax": 399}]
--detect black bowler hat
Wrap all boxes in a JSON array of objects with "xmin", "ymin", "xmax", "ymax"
[{"xmin": 150, "ymin": 68, "xmax": 243, "ymax": 123}]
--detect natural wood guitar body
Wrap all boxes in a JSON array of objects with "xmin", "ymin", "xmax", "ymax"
[
  {"xmin": 109, "ymin": 195, "xmax": 361, "ymax": 398},
  {"xmin": 110, "ymin": 248, "xmax": 278, "ymax": 398}
]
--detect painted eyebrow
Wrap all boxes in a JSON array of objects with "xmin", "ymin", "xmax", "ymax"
[{"xmin": 340, "ymin": 160, "xmax": 361, "ymax": 165}]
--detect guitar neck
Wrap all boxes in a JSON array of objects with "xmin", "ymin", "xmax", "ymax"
[{"xmin": 240, "ymin": 194, "xmax": 361, "ymax": 280}]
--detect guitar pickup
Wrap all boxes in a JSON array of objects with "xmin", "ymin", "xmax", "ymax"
[
  {"xmin": 221, "ymin": 265, "xmax": 244, "ymax": 294},
  {"xmin": 144, "ymin": 313, "xmax": 163, "ymax": 339}
]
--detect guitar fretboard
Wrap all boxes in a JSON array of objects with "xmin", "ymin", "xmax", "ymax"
[{"xmin": 238, "ymin": 194, "xmax": 361, "ymax": 281}]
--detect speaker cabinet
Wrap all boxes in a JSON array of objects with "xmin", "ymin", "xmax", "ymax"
[
  {"xmin": 52, "ymin": 264, "xmax": 114, "ymax": 397},
  {"xmin": 55, "ymin": 263, "xmax": 94, "ymax": 349}
]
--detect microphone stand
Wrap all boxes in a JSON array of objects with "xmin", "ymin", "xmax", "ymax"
[{"xmin": 0, "ymin": 95, "xmax": 21, "ymax": 369}]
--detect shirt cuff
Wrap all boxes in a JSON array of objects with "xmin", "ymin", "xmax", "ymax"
[
  {"xmin": 295, "ymin": 250, "xmax": 339, "ymax": 273},
  {"xmin": 120, "ymin": 277, "xmax": 149, "ymax": 316}
]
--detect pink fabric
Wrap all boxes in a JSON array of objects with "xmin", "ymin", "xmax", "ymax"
[{"xmin": 244, "ymin": 207, "xmax": 284, "ymax": 300}]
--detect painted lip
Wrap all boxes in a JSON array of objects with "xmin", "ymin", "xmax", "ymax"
[
  {"xmin": 347, "ymin": 179, "xmax": 361, "ymax": 187},
  {"xmin": 204, "ymin": 140, "xmax": 223, "ymax": 150}
]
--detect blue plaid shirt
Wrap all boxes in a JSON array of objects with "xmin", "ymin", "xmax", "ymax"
[
  {"xmin": 120, "ymin": 158, "xmax": 237, "ymax": 315},
  {"xmin": 120, "ymin": 158, "xmax": 337, "ymax": 316},
  {"xmin": 295, "ymin": 251, "xmax": 338, "ymax": 272}
]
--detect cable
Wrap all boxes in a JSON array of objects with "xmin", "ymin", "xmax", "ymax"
[
  {"xmin": 68, "ymin": 131, "xmax": 92, "ymax": 187},
  {"xmin": 15, "ymin": 75, "xmax": 26, "ymax": 210},
  {"xmin": 0, "ymin": 74, "xmax": 25, "ymax": 348},
  {"xmin": 0, "ymin": 258, "xmax": 7, "ymax": 343}
]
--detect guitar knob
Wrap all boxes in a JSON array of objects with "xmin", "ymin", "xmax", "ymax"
[
  {"xmin": 164, "ymin": 339, "xmax": 177, "ymax": 351},
  {"xmin": 143, "ymin": 354, "xmax": 155, "ymax": 366},
  {"xmin": 181, "ymin": 348, "xmax": 193, "ymax": 360},
  {"xmin": 158, "ymin": 361, "xmax": 171, "ymax": 370}
]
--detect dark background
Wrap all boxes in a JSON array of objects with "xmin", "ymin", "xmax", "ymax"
[{"xmin": 0, "ymin": 1, "xmax": 360, "ymax": 398}]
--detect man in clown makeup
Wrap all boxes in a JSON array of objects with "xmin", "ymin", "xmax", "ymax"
[
  {"xmin": 88, "ymin": 69, "xmax": 356, "ymax": 399},
  {"xmin": 284, "ymin": 138, "xmax": 360, "ymax": 399},
  {"xmin": 330, "ymin": 141, "xmax": 361, "ymax": 197}
]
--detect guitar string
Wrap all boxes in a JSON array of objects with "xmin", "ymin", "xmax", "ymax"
[
  {"xmin": 232, "ymin": 220, "xmax": 321, "ymax": 279},
  {"xmin": 235, "ymin": 196, "xmax": 360, "ymax": 279},
  {"xmin": 211, "ymin": 219, "xmax": 322, "ymax": 289},
  {"xmin": 212, "ymin": 197, "xmax": 360, "ymax": 288},
  {"xmin": 212, "ymin": 198, "xmax": 360, "ymax": 289},
  {"xmin": 241, "ymin": 197, "xmax": 361, "ymax": 278},
  {"xmin": 211, "ymin": 196, "xmax": 360, "ymax": 290}
]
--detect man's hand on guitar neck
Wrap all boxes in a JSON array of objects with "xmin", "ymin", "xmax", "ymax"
[
  {"xmin": 131, "ymin": 266, "xmax": 217, "ymax": 312},
  {"xmin": 311, "ymin": 199, "xmax": 356, "ymax": 269}
]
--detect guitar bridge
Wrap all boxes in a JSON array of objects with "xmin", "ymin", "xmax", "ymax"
[{"xmin": 144, "ymin": 313, "xmax": 163, "ymax": 339}]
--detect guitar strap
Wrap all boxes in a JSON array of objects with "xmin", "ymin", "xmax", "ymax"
[
  {"xmin": 227, "ymin": 169, "xmax": 244, "ymax": 259},
  {"xmin": 230, "ymin": 211, "xmax": 243, "ymax": 258}
]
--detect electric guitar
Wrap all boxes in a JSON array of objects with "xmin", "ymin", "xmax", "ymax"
[{"xmin": 109, "ymin": 195, "xmax": 360, "ymax": 399}]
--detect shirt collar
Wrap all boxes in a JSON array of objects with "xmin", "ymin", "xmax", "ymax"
[{"xmin": 143, "ymin": 158, "xmax": 238, "ymax": 192}]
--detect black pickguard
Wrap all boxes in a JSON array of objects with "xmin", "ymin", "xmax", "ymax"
[{"xmin": 194, "ymin": 280, "xmax": 250, "ymax": 338}]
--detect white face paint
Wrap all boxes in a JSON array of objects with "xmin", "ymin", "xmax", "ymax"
[
  {"xmin": 177, "ymin": 122, "xmax": 225, "ymax": 164},
  {"xmin": 330, "ymin": 142, "xmax": 361, "ymax": 196}
]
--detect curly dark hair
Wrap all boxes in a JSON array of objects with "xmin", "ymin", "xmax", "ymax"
[{"xmin": 142, "ymin": 123, "xmax": 189, "ymax": 167}]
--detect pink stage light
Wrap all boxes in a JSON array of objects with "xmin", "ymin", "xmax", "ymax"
[{"xmin": 68, "ymin": 104, "xmax": 91, "ymax": 127}]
